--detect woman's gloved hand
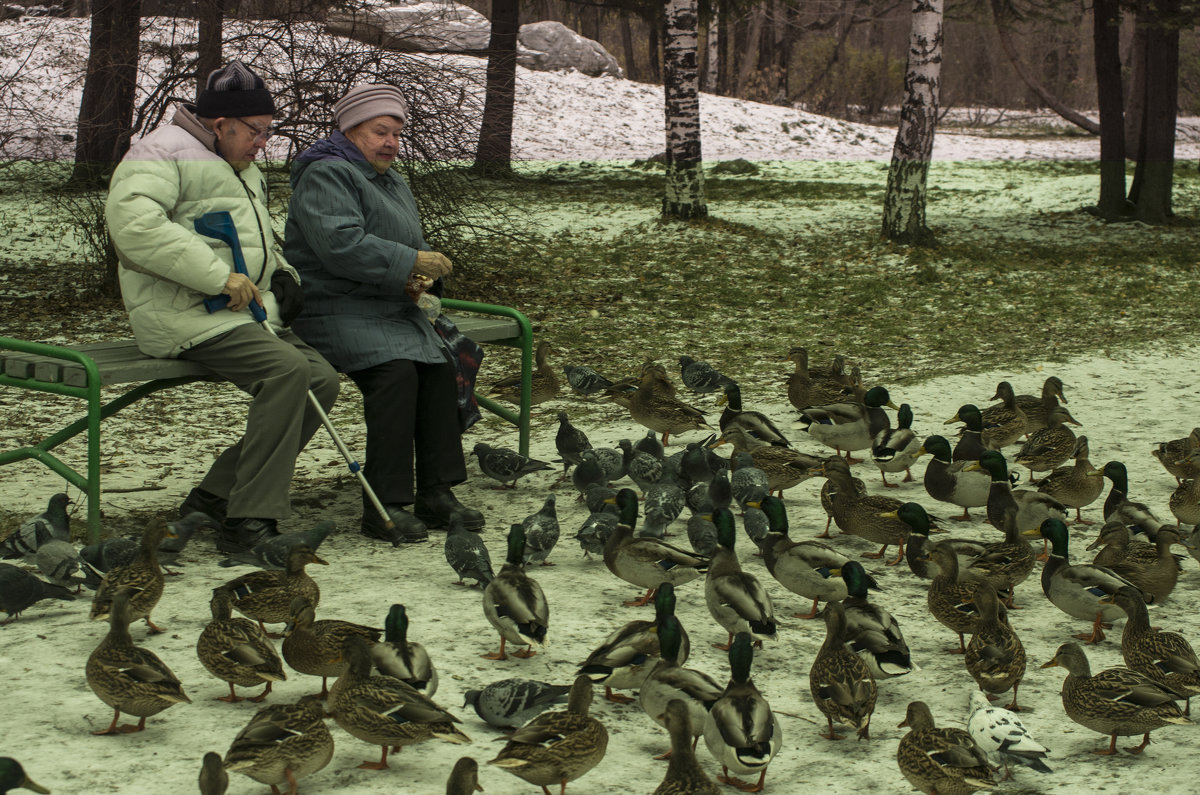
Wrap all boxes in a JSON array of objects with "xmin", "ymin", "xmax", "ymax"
[
  {"xmin": 269, "ymin": 270, "xmax": 304, "ymax": 326},
  {"xmin": 413, "ymin": 250, "xmax": 453, "ymax": 280}
]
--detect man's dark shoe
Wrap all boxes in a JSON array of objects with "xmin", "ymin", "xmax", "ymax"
[
  {"xmin": 180, "ymin": 486, "xmax": 228, "ymax": 524},
  {"xmin": 362, "ymin": 505, "xmax": 428, "ymax": 545},
  {"xmin": 217, "ymin": 517, "xmax": 278, "ymax": 555},
  {"xmin": 414, "ymin": 487, "xmax": 485, "ymax": 531}
]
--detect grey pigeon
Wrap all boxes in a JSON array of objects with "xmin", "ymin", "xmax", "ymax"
[
  {"xmin": 471, "ymin": 442, "xmax": 553, "ymax": 488},
  {"xmin": 686, "ymin": 481, "xmax": 711, "ymax": 515},
  {"xmin": 658, "ymin": 448, "xmax": 691, "ymax": 490},
  {"xmin": 1, "ymin": 492, "xmax": 71, "ymax": 559},
  {"xmin": 35, "ymin": 539, "xmax": 102, "ymax": 591},
  {"xmin": 576, "ymin": 511, "xmax": 617, "ymax": 558},
  {"xmin": 619, "ymin": 439, "xmax": 663, "ymax": 493},
  {"xmin": 554, "ymin": 410, "xmax": 592, "ymax": 478},
  {"xmin": 79, "ymin": 535, "xmax": 139, "ymax": 573},
  {"xmin": 679, "ymin": 355, "xmax": 733, "ymax": 393},
  {"xmin": 444, "ymin": 513, "xmax": 494, "ymax": 586},
  {"xmin": 642, "ymin": 483, "xmax": 686, "ymax": 539},
  {"xmin": 446, "ymin": 757, "xmax": 480, "ymax": 795},
  {"xmin": 708, "ymin": 471, "xmax": 733, "ymax": 511},
  {"xmin": 687, "ymin": 511, "xmax": 718, "ymax": 556},
  {"xmin": 218, "ymin": 520, "xmax": 336, "ymax": 569},
  {"xmin": 571, "ymin": 454, "xmax": 607, "ymax": 497},
  {"xmin": 160, "ymin": 511, "xmax": 219, "ymax": 554},
  {"xmin": 562, "ymin": 364, "xmax": 614, "ymax": 396},
  {"xmin": 681, "ymin": 439, "xmax": 721, "ymax": 484},
  {"xmin": 731, "ymin": 451, "xmax": 771, "ymax": 508},
  {"xmin": 633, "ymin": 429, "xmax": 665, "ymax": 460},
  {"xmin": 741, "ymin": 490, "xmax": 770, "ymax": 550},
  {"xmin": 522, "ymin": 495, "xmax": 560, "ymax": 566},
  {"xmin": 462, "ymin": 677, "xmax": 572, "ymax": 729},
  {"xmin": 583, "ymin": 483, "xmax": 619, "ymax": 515},
  {"xmin": 0, "ymin": 561, "xmax": 75, "ymax": 624},
  {"xmin": 584, "ymin": 446, "xmax": 625, "ymax": 483}
]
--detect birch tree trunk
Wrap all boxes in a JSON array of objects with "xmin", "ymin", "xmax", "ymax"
[
  {"xmin": 881, "ymin": 0, "xmax": 942, "ymax": 246},
  {"xmin": 662, "ymin": 0, "xmax": 707, "ymax": 220},
  {"xmin": 703, "ymin": 14, "xmax": 718, "ymax": 92}
]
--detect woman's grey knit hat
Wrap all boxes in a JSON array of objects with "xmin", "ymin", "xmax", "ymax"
[
  {"xmin": 334, "ymin": 84, "xmax": 408, "ymax": 132},
  {"xmin": 196, "ymin": 61, "xmax": 275, "ymax": 118}
]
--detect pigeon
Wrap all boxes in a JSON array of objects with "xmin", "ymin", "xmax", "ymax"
[
  {"xmin": 0, "ymin": 562, "xmax": 75, "ymax": 624},
  {"xmin": 966, "ymin": 690, "xmax": 1052, "ymax": 776},
  {"xmin": 554, "ymin": 410, "xmax": 592, "ymax": 477},
  {"xmin": 679, "ymin": 355, "xmax": 732, "ymax": 393},
  {"xmin": 585, "ymin": 445, "xmax": 626, "ymax": 483},
  {"xmin": 741, "ymin": 491, "xmax": 770, "ymax": 550},
  {"xmin": 582, "ymin": 483, "xmax": 619, "ymax": 515},
  {"xmin": 522, "ymin": 495, "xmax": 560, "ymax": 566},
  {"xmin": 708, "ymin": 471, "xmax": 733, "ymax": 511},
  {"xmin": 680, "ymin": 438, "xmax": 722, "ymax": 485},
  {"xmin": 633, "ymin": 429, "xmax": 665, "ymax": 460},
  {"xmin": 35, "ymin": 539, "xmax": 102, "ymax": 591},
  {"xmin": 445, "ymin": 513, "xmax": 494, "ymax": 587},
  {"xmin": 462, "ymin": 677, "xmax": 572, "ymax": 729},
  {"xmin": 731, "ymin": 451, "xmax": 771, "ymax": 509},
  {"xmin": 563, "ymin": 364, "xmax": 614, "ymax": 396},
  {"xmin": 642, "ymin": 483, "xmax": 686, "ymax": 539},
  {"xmin": 80, "ymin": 535, "xmax": 139, "ymax": 573},
  {"xmin": 446, "ymin": 757, "xmax": 481, "ymax": 795},
  {"xmin": 685, "ymin": 481, "xmax": 711, "ymax": 515},
  {"xmin": 1, "ymin": 492, "xmax": 71, "ymax": 559},
  {"xmin": 687, "ymin": 511, "xmax": 719, "ymax": 556},
  {"xmin": 160, "ymin": 511, "xmax": 220, "ymax": 554},
  {"xmin": 217, "ymin": 520, "xmax": 336, "ymax": 570},
  {"xmin": 619, "ymin": 439, "xmax": 663, "ymax": 493},
  {"xmin": 471, "ymin": 442, "xmax": 553, "ymax": 488},
  {"xmin": 371, "ymin": 603, "xmax": 438, "ymax": 697},
  {"xmin": 576, "ymin": 511, "xmax": 617, "ymax": 558},
  {"xmin": 571, "ymin": 454, "xmax": 608, "ymax": 497}
]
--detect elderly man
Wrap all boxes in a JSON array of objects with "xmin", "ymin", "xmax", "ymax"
[{"xmin": 105, "ymin": 61, "xmax": 339, "ymax": 553}]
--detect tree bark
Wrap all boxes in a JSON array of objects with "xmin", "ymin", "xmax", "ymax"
[
  {"xmin": 472, "ymin": 0, "xmax": 519, "ymax": 176},
  {"xmin": 662, "ymin": 0, "xmax": 706, "ymax": 220},
  {"xmin": 1090, "ymin": 0, "xmax": 1128, "ymax": 219},
  {"xmin": 882, "ymin": 0, "xmax": 942, "ymax": 246},
  {"xmin": 196, "ymin": 0, "xmax": 225, "ymax": 97},
  {"xmin": 648, "ymin": 11, "xmax": 661, "ymax": 83},
  {"xmin": 621, "ymin": 11, "xmax": 639, "ymax": 81},
  {"xmin": 735, "ymin": 6, "xmax": 764, "ymax": 96},
  {"xmin": 987, "ymin": 0, "xmax": 1100, "ymax": 134},
  {"xmin": 703, "ymin": 13, "xmax": 718, "ymax": 92},
  {"xmin": 1124, "ymin": 4, "xmax": 1147, "ymax": 155},
  {"xmin": 71, "ymin": 0, "xmax": 143, "ymax": 188},
  {"xmin": 1128, "ymin": 0, "xmax": 1180, "ymax": 224}
]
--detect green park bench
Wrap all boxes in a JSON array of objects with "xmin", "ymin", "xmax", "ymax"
[{"xmin": 0, "ymin": 297, "xmax": 532, "ymax": 543}]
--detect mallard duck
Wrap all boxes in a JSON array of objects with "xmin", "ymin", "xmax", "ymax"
[
  {"xmin": 965, "ymin": 690, "xmax": 1052, "ymax": 778},
  {"xmin": 1014, "ymin": 375, "xmax": 1067, "ymax": 435},
  {"xmin": 481, "ymin": 524, "xmax": 549, "ymax": 660},
  {"xmin": 625, "ymin": 367, "xmax": 713, "ymax": 446},
  {"xmin": 1151, "ymin": 427, "xmax": 1200, "ymax": 484},
  {"xmin": 223, "ymin": 695, "xmax": 334, "ymax": 793},
  {"xmin": 1101, "ymin": 460, "xmax": 1166, "ymax": 539},
  {"xmin": 1169, "ymin": 452, "xmax": 1200, "ymax": 527},
  {"xmin": 446, "ymin": 757, "xmax": 481, "ymax": 795},
  {"xmin": 1025, "ymin": 518, "xmax": 1143, "ymax": 643},
  {"xmin": 969, "ymin": 450, "xmax": 1067, "ymax": 535},
  {"xmin": 86, "ymin": 586, "xmax": 191, "ymax": 734},
  {"xmin": 979, "ymin": 381, "xmax": 1027, "ymax": 450},
  {"xmin": 639, "ymin": 613, "xmax": 723, "ymax": 758},
  {"xmin": 925, "ymin": 544, "xmax": 984, "ymax": 654},
  {"xmin": 897, "ymin": 700, "xmax": 995, "ymax": 795},
  {"xmin": 1102, "ymin": 586, "xmax": 1200, "ymax": 714},
  {"xmin": 1037, "ymin": 435, "xmax": 1104, "ymax": 524},
  {"xmin": 703, "ymin": 633, "xmax": 782, "ymax": 792},
  {"xmin": 330, "ymin": 635, "xmax": 469, "ymax": 770},
  {"xmin": 839, "ymin": 560, "xmax": 913, "ymax": 678},
  {"xmin": 785, "ymin": 347, "xmax": 852, "ymax": 411},
  {"xmin": 944, "ymin": 404, "xmax": 987, "ymax": 464},
  {"xmin": 489, "ymin": 675, "xmax": 608, "ymax": 794},
  {"xmin": 1040, "ymin": 641, "xmax": 1192, "ymax": 755},
  {"xmin": 1087, "ymin": 520, "xmax": 1164, "ymax": 570},
  {"xmin": 579, "ymin": 583, "xmax": 688, "ymax": 704},
  {"xmin": 705, "ymin": 508, "xmax": 776, "ymax": 649},
  {"xmin": 800, "ymin": 385, "xmax": 898, "ymax": 462},
  {"xmin": 218, "ymin": 544, "xmax": 326, "ymax": 636},
  {"xmin": 718, "ymin": 382, "xmax": 789, "ymax": 447},
  {"xmin": 196, "ymin": 587, "xmax": 286, "ymax": 703},
  {"xmin": 817, "ymin": 456, "xmax": 911, "ymax": 565},
  {"xmin": 964, "ymin": 581, "xmax": 1026, "ymax": 710},
  {"xmin": 716, "ymin": 426, "xmax": 821, "ymax": 496},
  {"xmin": 653, "ymin": 699, "xmax": 721, "ymax": 795},
  {"xmin": 961, "ymin": 505, "xmax": 1035, "ymax": 607},
  {"xmin": 1013, "ymin": 404, "xmax": 1081, "ymax": 479},
  {"xmin": 198, "ymin": 751, "xmax": 227, "ymax": 795},
  {"xmin": 920, "ymin": 435, "xmax": 990, "ymax": 521},
  {"xmin": 1100, "ymin": 527, "xmax": 1184, "ymax": 603},
  {"xmin": 89, "ymin": 518, "xmax": 170, "ymax": 634},
  {"xmin": 760, "ymin": 495, "xmax": 853, "ymax": 619},
  {"xmin": 872, "ymin": 403, "xmax": 923, "ymax": 487},
  {"xmin": 810, "ymin": 600, "xmax": 877, "ymax": 740},
  {"xmin": 603, "ymin": 488, "xmax": 709, "ymax": 607},
  {"xmin": 282, "ymin": 595, "xmax": 382, "ymax": 698},
  {"xmin": 894, "ymin": 502, "xmax": 987, "ymax": 580},
  {"xmin": 370, "ymin": 603, "xmax": 437, "ymax": 698},
  {"xmin": 816, "ymin": 465, "xmax": 867, "ymax": 538},
  {"xmin": 0, "ymin": 758, "xmax": 49, "ymax": 794},
  {"xmin": 488, "ymin": 339, "xmax": 560, "ymax": 405}
]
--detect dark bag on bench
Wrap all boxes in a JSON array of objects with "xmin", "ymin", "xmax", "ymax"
[{"xmin": 433, "ymin": 313, "xmax": 484, "ymax": 432}]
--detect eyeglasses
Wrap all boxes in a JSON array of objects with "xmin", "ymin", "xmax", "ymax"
[{"xmin": 232, "ymin": 118, "xmax": 274, "ymax": 143}]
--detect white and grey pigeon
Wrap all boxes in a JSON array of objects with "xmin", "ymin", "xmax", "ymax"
[
  {"xmin": 641, "ymin": 482, "xmax": 686, "ymax": 539},
  {"xmin": 562, "ymin": 364, "xmax": 614, "ymax": 396},
  {"xmin": 966, "ymin": 690, "xmax": 1052, "ymax": 777},
  {"xmin": 576, "ymin": 511, "xmax": 617, "ymax": 558},
  {"xmin": 462, "ymin": 677, "xmax": 572, "ymax": 730},
  {"xmin": 444, "ymin": 513, "xmax": 494, "ymax": 587},
  {"xmin": 79, "ymin": 535, "xmax": 139, "ymax": 573},
  {"xmin": 1, "ymin": 493, "xmax": 71, "ymax": 559},
  {"xmin": 521, "ymin": 495, "xmax": 560, "ymax": 566},
  {"xmin": 731, "ymin": 452, "xmax": 770, "ymax": 509},
  {"xmin": 585, "ymin": 445, "xmax": 626, "ymax": 483},
  {"xmin": 619, "ymin": 439, "xmax": 663, "ymax": 493},
  {"xmin": 160, "ymin": 511, "xmax": 220, "ymax": 554},
  {"xmin": 217, "ymin": 520, "xmax": 336, "ymax": 569},
  {"xmin": 35, "ymin": 539, "xmax": 102, "ymax": 591}
]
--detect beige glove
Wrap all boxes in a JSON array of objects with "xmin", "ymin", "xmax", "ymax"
[{"xmin": 413, "ymin": 250, "xmax": 452, "ymax": 280}]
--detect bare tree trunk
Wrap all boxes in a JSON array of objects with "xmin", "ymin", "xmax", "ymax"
[
  {"xmin": 988, "ymin": 0, "xmax": 1100, "ymax": 134},
  {"xmin": 648, "ymin": 12, "xmax": 661, "ymax": 83},
  {"xmin": 662, "ymin": 0, "xmax": 706, "ymax": 220},
  {"xmin": 196, "ymin": 0, "xmax": 225, "ymax": 96},
  {"xmin": 703, "ymin": 13, "xmax": 718, "ymax": 92},
  {"xmin": 1128, "ymin": 0, "xmax": 1179, "ymax": 224},
  {"xmin": 621, "ymin": 11, "xmax": 639, "ymax": 81},
  {"xmin": 717, "ymin": 2, "xmax": 729, "ymax": 94},
  {"xmin": 71, "ymin": 0, "xmax": 143, "ymax": 188},
  {"xmin": 735, "ymin": 6, "xmax": 764, "ymax": 96},
  {"xmin": 1090, "ymin": 0, "xmax": 1128, "ymax": 219},
  {"xmin": 1124, "ymin": 0, "xmax": 1148, "ymax": 162},
  {"xmin": 473, "ymin": 0, "xmax": 519, "ymax": 175},
  {"xmin": 882, "ymin": 0, "xmax": 942, "ymax": 246}
]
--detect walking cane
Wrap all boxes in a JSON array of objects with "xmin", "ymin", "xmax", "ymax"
[{"xmin": 195, "ymin": 211, "xmax": 395, "ymax": 533}]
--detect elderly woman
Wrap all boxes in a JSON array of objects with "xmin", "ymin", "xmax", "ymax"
[{"xmin": 283, "ymin": 84, "xmax": 483, "ymax": 544}]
